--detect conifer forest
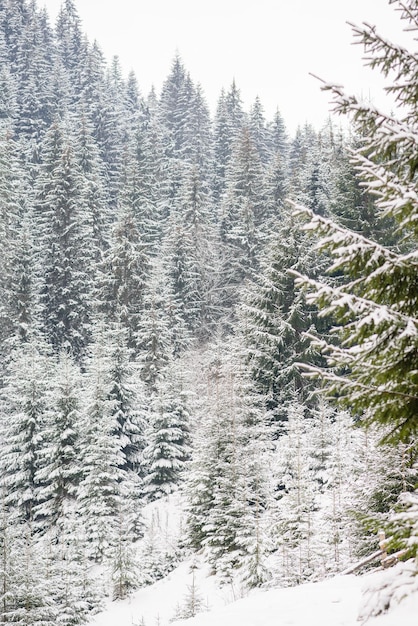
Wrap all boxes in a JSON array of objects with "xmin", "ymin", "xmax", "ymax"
[{"xmin": 0, "ymin": 0, "xmax": 417, "ymax": 623}]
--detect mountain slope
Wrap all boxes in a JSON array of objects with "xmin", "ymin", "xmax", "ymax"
[{"xmin": 87, "ymin": 556, "xmax": 418, "ymax": 626}]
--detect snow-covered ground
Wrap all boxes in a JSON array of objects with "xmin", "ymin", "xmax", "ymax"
[
  {"xmin": 87, "ymin": 494, "xmax": 418, "ymax": 626},
  {"xmin": 88, "ymin": 554, "xmax": 418, "ymax": 626}
]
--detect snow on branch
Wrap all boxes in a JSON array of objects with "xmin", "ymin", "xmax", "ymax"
[
  {"xmin": 290, "ymin": 201, "xmax": 418, "ymax": 303},
  {"xmin": 348, "ymin": 20, "xmax": 418, "ymax": 82},
  {"xmin": 295, "ymin": 361, "xmax": 418, "ymax": 403},
  {"xmin": 290, "ymin": 269, "xmax": 418, "ymax": 331},
  {"xmin": 290, "ymin": 200, "xmax": 398, "ymax": 260},
  {"xmin": 394, "ymin": 0, "xmax": 418, "ymax": 31}
]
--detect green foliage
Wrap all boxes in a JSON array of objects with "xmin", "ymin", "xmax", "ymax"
[
  {"xmin": 291, "ymin": 4, "xmax": 418, "ymax": 445},
  {"xmin": 239, "ymin": 208, "xmax": 327, "ymax": 425},
  {"xmin": 291, "ymin": 0, "xmax": 418, "ymax": 573}
]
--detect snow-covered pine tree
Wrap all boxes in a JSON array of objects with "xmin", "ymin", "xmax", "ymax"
[
  {"xmin": 119, "ymin": 120, "xmax": 162, "ymax": 251},
  {"xmin": 158, "ymin": 54, "xmax": 191, "ymax": 162},
  {"xmin": 143, "ymin": 369, "xmax": 191, "ymax": 501},
  {"xmin": 111, "ymin": 508, "xmax": 140, "ymax": 600},
  {"xmin": 271, "ymin": 395, "xmax": 317, "ymax": 585},
  {"xmin": 0, "ymin": 515, "xmax": 57, "ymax": 626},
  {"xmin": 35, "ymin": 121, "xmax": 94, "ymax": 362},
  {"xmin": 78, "ymin": 321, "xmax": 143, "ymax": 560},
  {"xmin": 14, "ymin": 2, "xmax": 55, "ymax": 162},
  {"xmin": 291, "ymin": 0, "xmax": 418, "ymax": 565},
  {"xmin": 161, "ymin": 165, "xmax": 221, "ymax": 337},
  {"xmin": 249, "ymin": 96, "xmax": 271, "ymax": 164},
  {"xmin": 181, "ymin": 84, "xmax": 213, "ymax": 178},
  {"xmin": 97, "ymin": 202, "xmax": 150, "ymax": 355},
  {"xmin": 288, "ymin": 123, "xmax": 318, "ymax": 199},
  {"xmin": 186, "ymin": 340, "xmax": 271, "ymax": 585},
  {"xmin": 0, "ymin": 338, "xmax": 52, "ymax": 525},
  {"xmin": 35, "ymin": 351, "xmax": 84, "ymax": 532},
  {"xmin": 8, "ymin": 211, "xmax": 42, "ymax": 345},
  {"xmin": 74, "ymin": 111, "xmax": 111, "ymax": 258},
  {"xmin": 294, "ymin": 120, "xmax": 340, "ymax": 217},
  {"xmin": 55, "ymin": 0, "xmax": 84, "ymax": 82},
  {"xmin": 106, "ymin": 322, "xmax": 147, "ymax": 480},
  {"xmin": 213, "ymin": 82, "xmax": 246, "ymax": 202},
  {"xmin": 0, "ymin": 122, "xmax": 24, "ymax": 349},
  {"xmin": 307, "ymin": 399, "xmax": 357, "ymax": 575},
  {"xmin": 268, "ymin": 108, "xmax": 288, "ymax": 160},
  {"xmin": 137, "ymin": 265, "xmax": 179, "ymax": 391},
  {"xmin": 45, "ymin": 510, "xmax": 104, "ymax": 625},
  {"xmin": 76, "ymin": 38, "xmax": 106, "ymax": 117},
  {"xmin": 239, "ymin": 205, "xmax": 325, "ymax": 427}
]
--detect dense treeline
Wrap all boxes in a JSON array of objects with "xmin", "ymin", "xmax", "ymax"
[{"xmin": 0, "ymin": 0, "xmax": 415, "ymax": 623}]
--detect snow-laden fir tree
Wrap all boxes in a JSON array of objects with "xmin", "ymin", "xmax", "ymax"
[
  {"xmin": 186, "ymin": 340, "xmax": 271, "ymax": 585},
  {"xmin": 0, "ymin": 338, "xmax": 52, "ymax": 525},
  {"xmin": 97, "ymin": 203, "xmax": 151, "ymax": 355},
  {"xmin": 44, "ymin": 511, "xmax": 104, "ymax": 625},
  {"xmin": 106, "ymin": 322, "xmax": 148, "ymax": 479},
  {"xmin": 137, "ymin": 264, "xmax": 183, "ymax": 391},
  {"xmin": 143, "ymin": 368, "xmax": 191, "ymax": 501},
  {"xmin": 14, "ymin": 2, "xmax": 55, "ymax": 161},
  {"xmin": 271, "ymin": 395, "xmax": 317, "ymax": 585},
  {"xmin": 249, "ymin": 96, "xmax": 271, "ymax": 164},
  {"xmin": 35, "ymin": 121, "xmax": 94, "ymax": 362},
  {"xmin": 291, "ymin": 0, "xmax": 418, "ymax": 570},
  {"xmin": 34, "ymin": 351, "xmax": 84, "ymax": 532},
  {"xmin": 78, "ymin": 321, "xmax": 143, "ymax": 560},
  {"xmin": 0, "ymin": 123, "xmax": 24, "ymax": 349},
  {"xmin": 213, "ymin": 82, "xmax": 246, "ymax": 202},
  {"xmin": 74, "ymin": 111, "xmax": 111, "ymax": 257},
  {"xmin": 119, "ymin": 121, "xmax": 162, "ymax": 250},
  {"xmin": 161, "ymin": 165, "xmax": 222, "ymax": 337},
  {"xmin": 307, "ymin": 399, "xmax": 358, "ymax": 575},
  {"xmin": 220, "ymin": 126, "xmax": 269, "ymax": 283},
  {"xmin": 239, "ymin": 205, "xmax": 326, "ymax": 427},
  {"xmin": 8, "ymin": 211, "xmax": 42, "ymax": 345},
  {"xmin": 0, "ymin": 514, "xmax": 57, "ymax": 626}
]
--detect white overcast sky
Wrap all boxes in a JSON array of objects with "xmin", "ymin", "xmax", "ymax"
[{"xmin": 41, "ymin": 0, "xmax": 410, "ymax": 134}]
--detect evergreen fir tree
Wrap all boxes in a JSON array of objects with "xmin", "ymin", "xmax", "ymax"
[
  {"xmin": 74, "ymin": 111, "xmax": 111, "ymax": 258},
  {"xmin": 0, "ymin": 339, "xmax": 51, "ymax": 524},
  {"xmin": 0, "ymin": 123, "xmax": 23, "ymax": 348},
  {"xmin": 161, "ymin": 165, "xmax": 220, "ymax": 337},
  {"xmin": 143, "ymin": 372, "xmax": 191, "ymax": 501},
  {"xmin": 55, "ymin": 0, "xmax": 84, "ymax": 83},
  {"xmin": 46, "ymin": 512, "xmax": 103, "ymax": 624},
  {"xmin": 158, "ymin": 54, "xmax": 192, "ymax": 161},
  {"xmin": 120, "ymin": 121, "xmax": 162, "ymax": 250},
  {"xmin": 213, "ymin": 82, "xmax": 246, "ymax": 202},
  {"xmin": 137, "ymin": 268, "xmax": 176, "ymax": 392},
  {"xmin": 35, "ymin": 352, "xmax": 84, "ymax": 531},
  {"xmin": 111, "ymin": 509, "xmax": 140, "ymax": 600},
  {"xmin": 249, "ymin": 96, "xmax": 271, "ymax": 164},
  {"xmin": 182, "ymin": 84, "xmax": 213, "ymax": 176},
  {"xmin": 268, "ymin": 108, "xmax": 288, "ymax": 159},
  {"xmin": 35, "ymin": 121, "xmax": 94, "ymax": 362},
  {"xmin": 0, "ymin": 517, "xmax": 57, "ymax": 626},
  {"xmin": 9, "ymin": 212, "xmax": 41, "ymax": 344},
  {"xmin": 220, "ymin": 125, "xmax": 269, "ymax": 283},
  {"xmin": 292, "ymin": 0, "xmax": 418, "ymax": 569},
  {"xmin": 186, "ymin": 341, "xmax": 270, "ymax": 583},
  {"xmin": 272, "ymin": 397, "xmax": 317, "ymax": 585},
  {"xmin": 239, "ymin": 207, "xmax": 325, "ymax": 426},
  {"xmin": 97, "ymin": 203, "xmax": 150, "ymax": 354}
]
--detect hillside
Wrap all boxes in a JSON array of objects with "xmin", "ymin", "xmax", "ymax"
[
  {"xmin": 87, "ymin": 556, "xmax": 418, "ymax": 626},
  {"xmin": 86, "ymin": 495, "xmax": 418, "ymax": 626}
]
